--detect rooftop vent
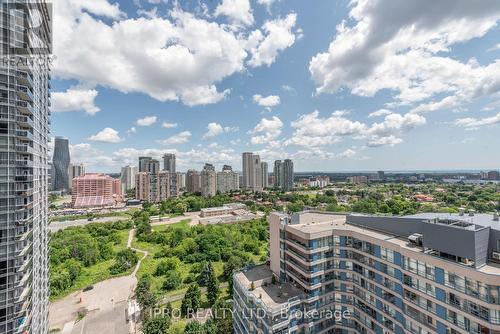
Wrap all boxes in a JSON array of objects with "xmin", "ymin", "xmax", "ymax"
[
  {"xmin": 469, "ymin": 209, "xmax": 476, "ymax": 217},
  {"xmin": 408, "ymin": 233, "xmax": 423, "ymax": 247},
  {"xmin": 494, "ymin": 211, "xmax": 499, "ymax": 222},
  {"xmin": 459, "ymin": 207, "xmax": 465, "ymax": 216}
]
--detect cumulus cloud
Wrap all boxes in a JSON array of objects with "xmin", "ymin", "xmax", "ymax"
[
  {"xmin": 368, "ymin": 109, "xmax": 392, "ymax": 118},
  {"xmin": 158, "ymin": 131, "xmax": 192, "ymax": 145},
  {"xmin": 367, "ymin": 135, "xmax": 403, "ymax": 147},
  {"xmin": 88, "ymin": 127, "xmax": 122, "ymax": 143},
  {"xmin": 51, "ymin": 88, "xmax": 100, "ymax": 115},
  {"xmin": 70, "ymin": 143, "xmax": 116, "ymax": 169},
  {"xmin": 136, "ymin": 116, "xmax": 157, "ymax": 126},
  {"xmin": 454, "ymin": 112, "xmax": 500, "ymax": 130},
  {"xmin": 53, "ymin": 1, "xmax": 297, "ymax": 107},
  {"xmin": 161, "ymin": 121, "xmax": 178, "ymax": 129},
  {"xmin": 247, "ymin": 13, "xmax": 298, "ymax": 67},
  {"xmin": 215, "ymin": 0, "xmax": 254, "ymax": 27},
  {"xmin": 203, "ymin": 122, "xmax": 238, "ymax": 139},
  {"xmin": 309, "ymin": 0, "xmax": 500, "ymax": 112},
  {"xmin": 250, "ymin": 116, "xmax": 283, "ymax": 145},
  {"xmin": 253, "ymin": 94, "xmax": 281, "ymax": 109}
]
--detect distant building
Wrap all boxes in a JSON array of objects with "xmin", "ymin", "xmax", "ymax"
[
  {"xmin": 488, "ymin": 171, "xmax": 500, "ymax": 181},
  {"xmin": 200, "ymin": 203, "xmax": 247, "ymax": 217},
  {"xmin": 68, "ymin": 163, "xmax": 86, "ymax": 192},
  {"xmin": 177, "ymin": 172, "xmax": 186, "ymax": 189},
  {"xmin": 186, "ymin": 169, "xmax": 201, "ymax": 193},
  {"xmin": 309, "ymin": 175, "xmax": 330, "ymax": 188},
  {"xmin": 217, "ymin": 165, "xmax": 239, "ymax": 194},
  {"xmin": 72, "ymin": 173, "xmax": 122, "ymax": 208},
  {"xmin": 53, "ymin": 137, "xmax": 71, "ymax": 191},
  {"xmin": 261, "ymin": 161, "xmax": 269, "ymax": 189},
  {"xmin": 148, "ymin": 159, "xmax": 160, "ymax": 173},
  {"xmin": 201, "ymin": 163, "xmax": 217, "ymax": 197},
  {"xmin": 347, "ymin": 175, "xmax": 368, "ymax": 184},
  {"xmin": 274, "ymin": 159, "xmax": 294, "ymax": 191},
  {"xmin": 378, "ymin": 170, "xmax": 385, "ymax": 180},
  {"xmin": 121, "ymin": 165, "xmax": 137, "ymax": 193},
  {"xmin": 135, "ymin": 171, "xmax": 177, "ymax": 202},
  {"xmin": 138, "ymin": 156, "xmax": 152, "ymax": 172},
  {"xmin": 163, "ymin": 153, "xmax": 176, "ymax": 173},
  {"xmin": 242, "ymin": 152, "xmax": 263, "ymax": 192}
]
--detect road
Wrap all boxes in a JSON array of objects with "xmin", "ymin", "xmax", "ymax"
[
  {"xmin": 49, "ymin": 229, "xmax": 148, "ymax": 334},
  {"xmin": 49, "ymin": 215, "xmax": 127, "ymax": 232}
]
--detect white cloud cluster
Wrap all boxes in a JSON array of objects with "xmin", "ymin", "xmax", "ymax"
[
  {"xmin": 161, "ymin": 121, "xmax": 178, "ymax": 129},
  {"xmin": 247, "ymin": 13, "xmax": 297, "ymax": 67},
  {"xmin": 136, "ymin": 116, "xmax": 157, "ymax": 126},
  {"xmin": 53, "ymin": 0, "xmax": 298, "ymax": 107},
  {"xmin": 215, "ymin": 0, "xmax": 254, "ymax": 27},
  {"xmin": 309, "ymin": 0, "xmax": 500, "ymax": 112},
  {"xmin": 252, "ymin": 94, "xmax": 281, "ymax": 110},
  {"xmin": 88, "ymin": 127, "xmax": 122, "ymax": 143},
  {"xmin": 51, "ymin": 88, "xmax": 100, "ymax": 115},
  {"xmin": 158, "ymin": 131, "xmax": 192, "ymax": 145},
  {"xmin": 454, "ymin": 112, "xmax": 500, "ymax": 130},
  {"xmin": 250, "ymin": 116, "xmax": 283, "ymax": 145},
  {"xmin": 203, "ymin": 122, "xmax": 239, "ymax": 139}
]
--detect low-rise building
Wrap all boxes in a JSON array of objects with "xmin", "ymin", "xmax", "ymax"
[
  {"xmin": 200, "ymin": 203, "xmax": 247, "ymax": 217},
  {"xmin": 71, "ymin": 173, "xmax": 122, "ymax": 208}
]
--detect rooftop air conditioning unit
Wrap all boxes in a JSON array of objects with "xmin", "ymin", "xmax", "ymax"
[
  {"xmin": 492, "ymin": 252, "xmax": 500, "ymax": 261},
  {"xmin": 408, "ymin": 233, "xmax": 423, "ymax": 246}
]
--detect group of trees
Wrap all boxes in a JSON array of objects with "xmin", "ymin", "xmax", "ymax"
[
  {"xmin": 141, "ymin": 193, "xmax": 234, "ymax": 216},
  {"xmin": 49, "ymin": 220, "xmax": 133, "ymax": 297}
]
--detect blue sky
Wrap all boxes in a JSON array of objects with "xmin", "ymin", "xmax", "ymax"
[{"xmin": 51, "ymin": 0, "xmax": 500, "ymax": 172}]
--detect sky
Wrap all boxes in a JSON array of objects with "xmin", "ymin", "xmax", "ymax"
[{"xmin": 50, "ymin": 0, "xmax": 500, "ymax": 173}]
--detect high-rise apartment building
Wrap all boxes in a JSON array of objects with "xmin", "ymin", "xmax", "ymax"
[
  {"xmin": 52, "ymin": 136, "xmax": 70, "ymax": 192},
  {"xmin": 242, "ymin": 152, "xmax": 262, "ymax": 192},
  {"xmin": 138, "ymin": 156, "xmax": 152, "ymax": 172},
  {"xmin": 0, "ymin": 2, "xmax": 52, "ymax": 332},
  {"xmin": 120, "ymin": 165, "xmax": 137, "ymax": 194},
  {"xmin": 261, "ymin": 161, "xmax": 268, "ymax": 189},
  {"xmin": 135, "ymin": 171, "xmax": 177, "ymax": 203},
  {"xmin": 163, "ymin": 153, "xmax": 176, "ymax": 173},
  {"xmin": 176, "ymin": 172, "xmax": 186, "ymax": 189},
  {"xmin": 216, "ymin": 165, "xmax": 239, "ymax": 194},
  {"xmin": 68, "ymin": 163, "xmax": 85, "ymax": 191},
  {"xmin": 274, "ymin": 159, "xmax": 294, "ymax": 191},
  {"xmin": 201, "ymin": 163, "xmax": 217, "ymax": 197},
  {"xmin": 148, "ymin": 159, "xmax": 160, "ymax": 173},
  {"xmin": 234, "ymin": 211, "xmax": 500, "ymax": 334},
  {"xmin": 71, "ymin": 173, "xmax": 122, "ymax": 208},
  {"xmin": 186, "ymin": 169, "xmax": 201, "ymax": 193}
]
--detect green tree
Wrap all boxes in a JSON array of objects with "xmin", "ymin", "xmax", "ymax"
[
  {"xmin": 143, "ymin": 316, "xmax": 171, "ymax": 334},
  {"xmin": 181, "ymin": 283, "xmax": 201, "ymax": 316},
  {"xmin": 162, "ymin": 270, "xmax": 182, "ymax": 291},
  {"xmin": 206, "ymin": 266, "xmax": 219, "ymax": 306},
  {"xmin": 109, "ymin": 249, "xmax": 138, "ymax": 275}
]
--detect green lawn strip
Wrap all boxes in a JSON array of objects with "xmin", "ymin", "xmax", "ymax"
[{"xmin": 152, "ymin": 219, "xmax": 191, "ymax": 232}]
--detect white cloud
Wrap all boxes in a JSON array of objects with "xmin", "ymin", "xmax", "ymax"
[
  {"xmin": 88, "ymin": 127, "xmax": 122, "ymax": 143},
  {"xmin": 309, "ymin": 0, "xmax": 500, "ymax": 112},
  {"xmin": 454, "ymin": 112, "xmax": 500, "ymax": 130},
  {"xmin": 161, "ymin": 121, "xmax": 178, "ymax": 129},
  {"xmin": 203, "ymin": 122, "xmax": 238, "ymax": 139},
  {"xmin": 215, "ymin": 0, "xmax": 254, "ymax": 27},
  {"xmin": 127, "ymin": 127, "xmax": 137, "ymax": 135},
  {"xmin": 136, "ymin": 116, "xmax": 158, "ymax": 126},
  {"xmin": 250, "ymin": 116, "xmax": 283, "ymax": 145},
  {"xmin": 368, "ymin": 109, "xmax": 392, "ymax": 118},
  {"xmin": 51, "ymin": 88, "xmax": 100, "ymax": 115},
  {"xmin": 367, "ymin": 113, "xmax": 426, "ymax": 137},
  {"xmin": 252, "ymin": 94, "xmax": 281, "ymax": 110},
  {"xmin": 70, "ymin": 143, "xmax": 116, "ymax": 169},
  {"xmin": 53, "ymin": 3, "xmax": 247, "ymax": 106},
  {"xmin": 158, "ymin": 131, "xmax": 192, "ymax": 145},
  {"xmin": 367, "ymin": 135, "xmax": 403, "ymax": 147},
  {"xmin": 247, "ymin": 13, "xmax": 297, "ymax": 67}
]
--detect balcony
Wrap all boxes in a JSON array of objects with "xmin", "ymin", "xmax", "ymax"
[
  {"xmin": 17, "ymin": 71, "xmax": 33, "ymax": 87},
  {"xmin": 15, "ymin": 130, "xmax": 33, "ymax": 140},
  {"xmin": 16, "ymin": 85, "xmax": 33, "ymax": 102},
  {"xmin": 15, "ymin": 115, "xmax": 34, "ymax": 128}
]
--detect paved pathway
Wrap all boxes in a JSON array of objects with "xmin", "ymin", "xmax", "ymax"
[{"xmin": 49, "ymin": 229, "xmax": 147, "ymax": 334}]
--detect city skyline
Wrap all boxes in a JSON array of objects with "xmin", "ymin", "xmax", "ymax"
[{"xmin": 49, "ymin": 1, "xmax": 500, "ymax": 173}]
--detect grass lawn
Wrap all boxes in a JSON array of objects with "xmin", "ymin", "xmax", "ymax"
[
  {"xmin": 152, "ymin": 219, "xmax": 191, "ymax": 232},
  {"xmin": 50, "ymin": 229, "xmax": 133, "ymax": 301},
  {"xmin": 50, "ymin": 208, "xmax": 139, "ymax": 222}
]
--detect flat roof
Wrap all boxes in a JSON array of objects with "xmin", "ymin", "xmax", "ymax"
[
  {"xmin": 234, "ymin": 265, "xmax": 303, "ymax": 309},
  {"xmin": 404, "ymin": 212, "xmax": 500, "ymax": 231}
]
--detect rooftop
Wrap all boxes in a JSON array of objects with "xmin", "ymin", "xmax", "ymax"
[{"xmin": 234, "ymin": 265, "xmax": 303, "ymax": 310}]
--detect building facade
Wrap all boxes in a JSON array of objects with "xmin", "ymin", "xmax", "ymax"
[
  {"xmin": 52, "ymin": 136, "xmax": 70, "ymax": 192},
  {"xmin": 163, "ymin": 153, "xmax": 176, "ymax": 173},
  {"xmin": 186, "ymin": 169, "xmax": 201, "ymax": 193},
  {"xmin": 135, "ymin": 171, "xmax": 177, "ymax": 203},
  {"xmin": 234, "ymin": 211, "xmax": 500, "ymax": 334},
  {"xmin": 120, "ymin": 165, "xmax": 137, "ymax": 194},
  {"xmin": 242, "ymin": 152, "xmax": 262, "ymax": 192},
  {"xmin": 0, "ymin": 2, "xmax": 52, "ymax": 332},
  {"xmin": 274, "ymin": 159, "xmax": 294, "ymax": 191},
  {"xmin": 201, "ymin": 163, "xmax": 216, "ymax": 197},
  {"xmin": 261, "ymin": 161, "xmax": 269, "ymax": 189},
  {"xmin": 71, "ymin": 173, "xmax": 122, "ymax": 208},
  {"xmin": 68, "ymin": 163, "xmax": 85, "ymax": 191},
  {"xmin": 216, "ymin": 165, "xmax": 239, "ymax": 194}
]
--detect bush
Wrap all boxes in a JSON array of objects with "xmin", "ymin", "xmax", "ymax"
[
  {"xmin": 162, "ymin": 270, "xmax": 182, "ymax": 291},
  {"xmin": 109, "ymin": 249, "xmax": 138, "ymax": 275}
]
